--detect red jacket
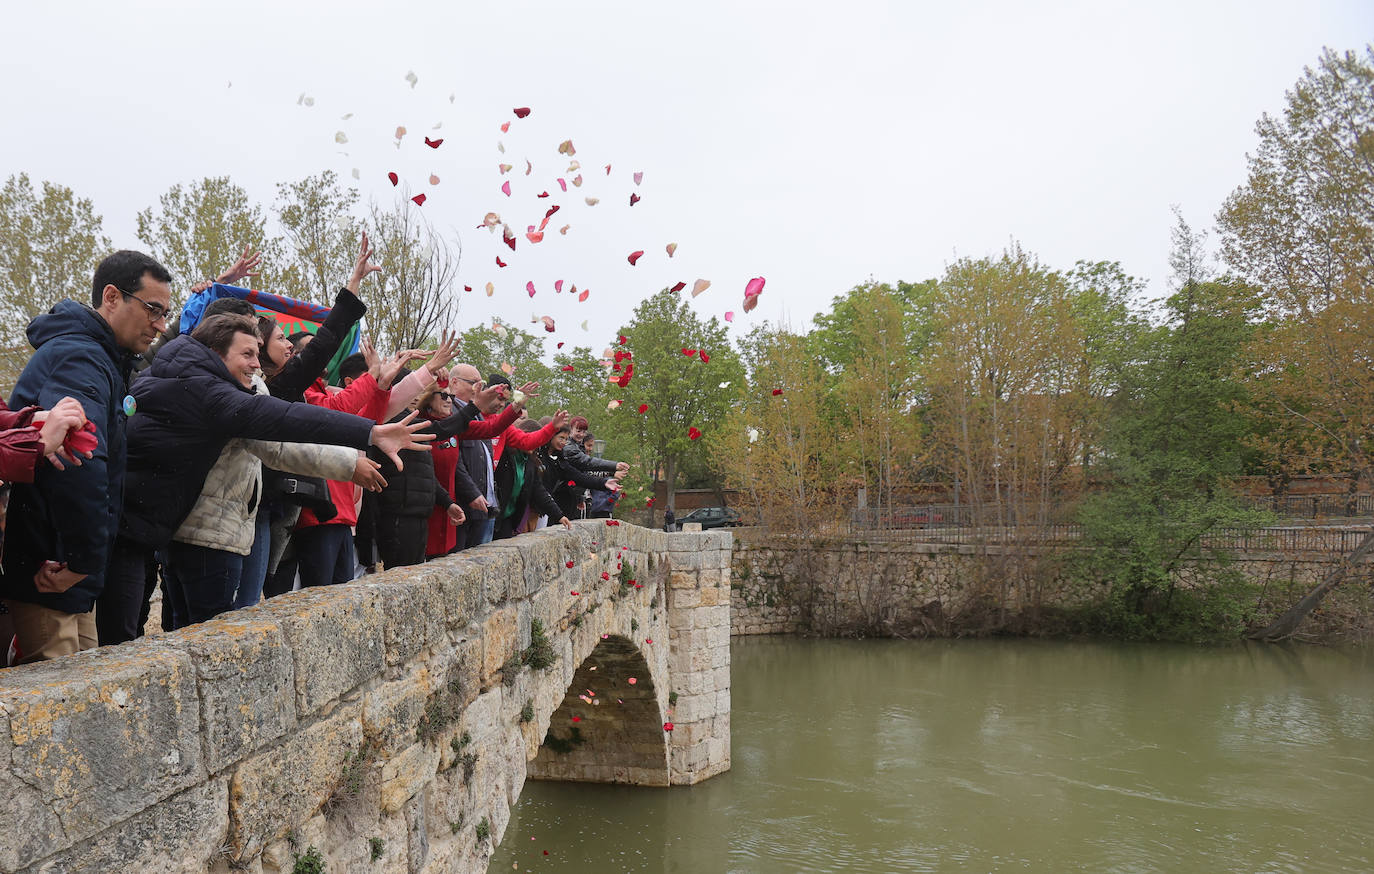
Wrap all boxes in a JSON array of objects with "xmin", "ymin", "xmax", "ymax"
[
  {"xmin": 0, "ymin": 401, "xmax": 42, "ymax": 484},
  {"xmin": 296, "ymin": 376, "xmax": 387, "ymax": 530}
]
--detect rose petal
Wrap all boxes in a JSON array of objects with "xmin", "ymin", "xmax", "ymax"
[
  {"xmin": 502, "ymin": 180, "xmax": 511, "ymax": 197},
  {"xmin": 688, "ymin": 426, "xmax": 701, "ymax": 440},
  {"xmin": 501, "ymin": 121, "xmax": 510, "ymax": 133},
  {"xmin": 405, "ymin": 70, "xmax": 418, "ymax": 88},
  {"xmin": 633, "ymin": 171, "xmax": 643, "ymax": 185},
  {"xmin": 628, "ymin": 250, "xmax": 644, "ymax": 266},
  {"xmin": 388, "ymin": 172, "xmax": 399, "ymax": 186},
  {"xmin": 561, "ymin": 365, "xmax": 575, "ymax": 372},
  {"xmin": 700, "ymin": 351, "xmax": 711, "ymax": 363},
  {"xmin": 514, "ymin": 107, "xmax": 532, "ymax": 118},
  {"xmin": 558, "ymin": 139, "xmax": 575, "ymax": 155},
  {"xmin": 499, "ymin": 163, "xmax": 512, "ymax": 174},
  {"xmin": 334, "ymin": 131, "xmax": 349, "ymax": 144},
  {"xmin": 501, "ymin": 361, "xmax": 515, "ymax": 375},
  {"xmin": 691, "ymin": 279, "xmax": 711, "ymax": 297},
  {"xmin": 627, "ymin": 677, "xmax": 637, "ymax": 685},
  {"xmin": 557, "ymin": 178, "xmax": 567, "ymax": 191},
  {"xmin": 424, "ymin": 136, "xmax": 444, "ymax": 148},
  {"xmin": 554, "ymin": 279, "xmax": 564, "ymax": 293},
  {"xmin": 663, "ymin": 722, "xmax": 674, "ymax": 731},
  {"xmin": 669, "ymin": 281, "xmax": 686, "ymax": 293},
  {"xmin": 560, "ymin": 224, "xmax": 570, "ymax": 235},
  {"xmin": 395, "ymin": 125, "xmax": 407, "ymax": 140},
  {"xmin": 772, "ymin": 388, "xmax": 783, "ymax": 396},
  {"xmin": 666, "ymin": 242, "xmax": 678, "ymax": 257},
  {"xmin": 585, "ymin": 196, "xmax": 599, "ymax": 206},
  {"xmin": 724, "ymin": 311, "xmax": 735, "ymax": 322},
  {"xmin": 496, "ymin": 256, "xmax": 507, "ymax": 267},
  {"xmin": 629, "ymin": 193, "xmax": 641, "ymax": 206},
  {"xmin": 605, "ymin": 163, "xmax": 612, "ymax": 175},
  {"xmin": 581, "ymin": 320, "xmax": 589, "ymax": 331},
  {"xmin": 526, "ymin": 281, "xmax": 536, "ymax": 297},
  {"xmin": 541, "ymin": 315, "xmax": 556, "ymax": 332},
  {"xmin": 485, "ymin": 282, "xmax": 495, "ymax": 297},
  {"xmin": 429, "ymin": 174, "xmax": 440, "ymax": 185},
  {"xmin": 578, "ymin": 289, "xmax": 590, "ymax": 302},
  {"xmin": 637, "ymin": 404, "xmax": 649, "ymax": 414},
  {"xmin": 411, "ymin": 194, "xmax": 426, "ymax": 206}
]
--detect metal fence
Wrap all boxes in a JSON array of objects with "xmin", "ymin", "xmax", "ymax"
[
  {"xmin": 843, "ymin": 507, "xmax": 1372, "ymax": 554},
  {"xmin": 1238, "ymin": 493, "xmax": 1374, "ymax": 518}
]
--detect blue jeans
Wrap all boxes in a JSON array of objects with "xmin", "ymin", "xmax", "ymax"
[
  {"xmin": 233, "ymin": 509, "xmax": 272, "ymax": 610},
  {"xmin": 164, "ymin": 542, "xmax": 244, "ymax": 630},
  {"xmin": 294, "ymin": 524, "xmax": 355, "ymax": 588}
]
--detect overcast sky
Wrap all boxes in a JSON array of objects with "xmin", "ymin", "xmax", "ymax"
[{"xmin": 1, "ymin": 0, "xmax": 1369, "ymax": 349}]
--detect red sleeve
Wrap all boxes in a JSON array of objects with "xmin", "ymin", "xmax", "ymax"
[
  {"xmin": 305, "ymin": 374, "xmax": 387, "ymax": 420},
  {"xmin": 460, "ymin": 403, "xmax": 520, "ymax": 440},
  {"xmin": 0, "ymin": 427, "xmax": 44, "ymax": 483},
  {"xmin": 0, "ymin": 401, "xmax": 38, "ymax": 431},
  {"xmin": 504, "ymin": 422, "xmax": 556, "ymax": 452}
]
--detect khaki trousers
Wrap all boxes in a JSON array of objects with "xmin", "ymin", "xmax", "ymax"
[{"xmin": 2, "ymin": 600, "xmax": 97, "ymax": 665}]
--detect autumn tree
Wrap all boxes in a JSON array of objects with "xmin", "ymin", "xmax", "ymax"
[
  {"xmin": 0, "ymin": 174, "xmax": 111, "ymax": 386},
  {"xmin": 453, "ymin": 322, "xmax": 553, "ymax": 392},
  {"xmin": 1216, "ymin": 46, "xmax": 1374, "ymax": 639},
  {"xmin": 135, "ymin": 176, "xmax": 268, "ymax": 294}
]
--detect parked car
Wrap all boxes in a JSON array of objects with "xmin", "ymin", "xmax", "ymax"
[{"xmin": 674, "ymin": 506, "xmax": 742, "ymax": 530}]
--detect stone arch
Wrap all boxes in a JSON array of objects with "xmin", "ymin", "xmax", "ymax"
[{"xmin": 527, "ymin": 634, "xmax": 669, "ymax": 786}]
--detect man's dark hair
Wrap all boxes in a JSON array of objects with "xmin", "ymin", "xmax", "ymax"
[
  {"xmin": 516, "ymin": 418, "xmax": 542, "ymax": 433},
  {"xmin": 191, "ymin": 314, "xmax": 258, "ymax": 357},
  {"xmin": 91, "ymin": 250, "xmax": 172, "ymax": 308},
  {"xmin": 486, "ymin": 373, "xmax": 512, "ymax": 390},
  {"xmin": 339, "ymin": 352, "xmax": 368, "ymax": 382},
  {"xmin": 202, "ymin": 298, "xmax": 257, "ymax": 320},
  {"xmin": 287, "ymin": 331, "xmax": 313, "ymax": 350}
]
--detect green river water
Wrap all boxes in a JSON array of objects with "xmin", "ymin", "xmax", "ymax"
[{"xmin": 490, "ymin": 637, "xmax": 1373, "ymax": 873}]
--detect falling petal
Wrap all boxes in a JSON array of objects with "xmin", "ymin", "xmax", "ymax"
[
  {"xmin": 557, "ymin": 178, "xmax": 567, "ymax": 192},
  {"xmin": 351, "ymin": 168, "xmax": 361, "ymax": 180},
  {"xmin": 633, "ymin": 171, "xmax": 643, "ymax": 185},
  {"xmin": 388, "ymin": 172, "xmax": 399, "ymax": 186},
  {"xmin": 627, "ymin": 677, "xmax": 638, "ymax": 685},
  {"xmin": 424, "ymin": 137, "xmax": 444, "ymax": 149},
  {"xmin": 464, "ymin": 285, "xmax": 472, "ymax": 292},
  {"xmin": 666, "ymin": 243, "xmax": 678, "ymax": 257},
  {"xmin": 669, "ymin": 281, "xmax": 686, "ymax": 293},
  {"xmin": 748, "ymin": 427, "xmax": 760, "ymax": 443},
  {"xmin": 485, "ymin": 282, "xmax": 495, "ymax": 297},
  {"xmin": 557, "ymin": 139, "xmax": 575, "ymax": 155},
  {"xmin": 605, "ymin": 164, "xmax": 612, "ymax": 175},
  {"xmin": 514, "ymin": 107, "xmax": 532, "ymax": 118},
  {"xmin": 572, "ymin": 174, "xmax": 584, "ymax": 188},
  {"xmin": 607, "ymin": 400, "xmax": 621, "ymax": 411},
  {"xmin": 411, "ymin": 193, "xmax": 427, "ymax": 206},
  {"xmin": 560, "ymin": 224, "xmax": 570, "ymax": 235},
  {"xmin": 483, "ymin": 212, "xmax": 501, "ymax": 229},
  {"xmin": 501, "ymin": 362, "xmax": 515, "ymax": 375},
  {"xmin": 303, "ymin": 96, "xmax": 314, "ymax": 107},
  {"xmin": 341, "ymin": 112, "xmax": 353, "ymax": 120},
  {"xmin": 557, "ymin": 342, "xmax": 564, "ymax": 349},
  {"xmin": 496, "ymin": 256, "xmax": 507, "ymax": 268},
  {"xmin": 561, "ymin": 365, "xmax": 575, "ymax": 372},
  {"xmin": 449, "ymin": 92, "xmax": 456, "ymax": 103},
  {"xmin": 628, "ymin": 250, "xmax": 644, "ymax": 266},
  {"xmin": 500, "ymin": 121, "xmax": 510, "ymax": 133},
  {"xmin": 554, "ymin": 279, "xmax": 564, "ymax": 293},
  {"xmin": 568, "ymin": 160, "xmax": 581, "ymax": 172},
  {"xmin": 743, "ymin": 295, "xmax": 760, "ymax": 313},
  {"xmin": 429, "ymin": 174, "xmax": 440, "ymax": 185},
  {"xmin": 334, "ymin": 131, "xmax": 349, "ymax": 144},
  {"xmin": 629, "ymin": 193, "xmax": 641, "ymax": 206},
  {"xmin": 525, "ymin": 229, "xmax": 544, "ymax": 244},
  {"xmin": 525, "ymin": 159, "xmax": 532, "ymax": 176},
  {"xmin": 578, "ymin": 289, "xmax": 590, "ymax": 302},
  {"xmin": 405, "ymin": 69, "xmax": 418, "ymax": 88},
  {"xmin": 585, "ymin": 196, "xmax": 599, "ymax": 206},
  {"xmin": 688, "ymin": 427, "xmax": 701, "ymax": 440},
  {"xmin": 498, "ymin": 142, "xmax": 505, "ymax": 153},
  {"xmin": 503, "ymin": 227, "xmax": 517, "ymax": 250},
  {"xmin": 581, "ymin": 320, "xmax": 589, "ymax": 331},
  {"xmin": 502, "ymin": 181, "xmax": 511, "ymax": 196},
  {"xmin": 637, "ymin": 404, "xmax": 649, "ymax": 414},
  {"xmin": 700, "ymin": 351, "xmax": 711, "ymax": 363},
  {"xmin": 499, "ymin": 163, "xmax": 512, "ymax": 174},
  {"xmin": 743, "ymin": 276, "xmax": 765, "ymax": 313},
  {"xmin": 395, "ymin": 125, "xmax": 407, "ymax": 140},
  {"xmin": 691, "ymin": 279, "xmax": 711, "ymax": 297},
  {"xmin": 493, "ymin": 322, "xmax": 508, "ymax": 338},
  {"xmin": 540, "ymin": 316, "xmax": 556, "ymax": 333},
  {"xmin": 682, "ymin": 348, "xmax": 697, "ymax": 357},
  {"xmin": 527, "ymin": 281, "xmax": 537, "ymax": 298},
  {"xmin": 719, "ymin": 381, "xmax": 731, "ymax": 388},
  {"xmin": 725, "ymin": 311, "xmax": 735, "ymax": 322},
  {"xmin": 432, "ymin": 121, "xmax": 442, "ymax": 129}
]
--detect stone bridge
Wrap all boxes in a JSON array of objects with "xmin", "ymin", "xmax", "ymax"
[{"xmin": 0, "ymin": 523, "xmax": 732, "ymax": 873}]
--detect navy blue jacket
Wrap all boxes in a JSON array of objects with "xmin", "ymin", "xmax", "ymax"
[
  {"xmin": 1, "ymin": 302, "xmax": 135, "ymax": 613},
  {"xmin": 119, "ymin": 334, "xmax": 375, "ymax": 550}
]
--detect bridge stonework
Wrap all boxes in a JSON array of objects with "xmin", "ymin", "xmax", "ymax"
[{"xmin": 0, "ymin": 523, "xmax": 732, "ymax": 874}]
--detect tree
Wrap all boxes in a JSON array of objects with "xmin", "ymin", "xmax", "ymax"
[
  {"xmin": 1216, "ymin": 46, "xmax": 1374, "ymax": 638},
  {"xmin": 362, "ymin": 196, "xmax": 461, "ymax": 353},
  {"xmin": 613, "ymin": 289, "xmax": 744, "ymax": 515},
  {"xmin": 272, "ymin": 171, "xmax": 364, "ymax": 302},
  {"xmin": 0, "ymin": 174, "xmax": 111, "ymax": 386},
  {"xmin": 136, "ymin": 176, "xmax": 268, "ymax": 292},
  {"xmin": 453, "ymin": 323, "xmax": 553, "ymax": 391}
]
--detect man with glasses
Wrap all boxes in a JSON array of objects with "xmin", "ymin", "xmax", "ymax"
[{"xmin": 1, "ymin": 250, "xmax": 173, "ymax": 662}]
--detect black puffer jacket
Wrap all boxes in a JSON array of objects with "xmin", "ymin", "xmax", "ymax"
[{"xmin": 368, "ymin": 406, "xmax": 479, "ymax": 518}]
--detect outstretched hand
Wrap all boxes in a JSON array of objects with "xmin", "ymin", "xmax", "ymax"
[
  {"xmin": 378, "ymin": 348, "xmax": 432, "ymax": 390},
  {"xmin": 352, "ymin": 456, "xmax": 387, "ymax": 492},
  {"xmin": 217, "ymin": 246, "xmax": 263, "ymax": 286},
  {"xmin": 370, "ymin": 411, "xmax": 436, "ymax": 471},
  {"xmin": 473, "ymin": 381, "xmax": 508, "ymax": 409},
  {"xmin": 425, "ymin": 330, "xmax": 460, "ymax": 376},
  {"xmin": 551, "ymin": 409, "xmax": 570, "ymax": 431},
  {"xmin": 347, "ymin": 232, "xmax": 381, "ymax": 293}
]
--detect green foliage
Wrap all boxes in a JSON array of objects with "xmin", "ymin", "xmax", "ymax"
[
  {"xmin": 475, "ymin": 817, "xmax": 491, "ymax": 843},
  {"xmin": 668, "ymin": 691, "xmax": 679, "ymax": 707},
  {"xmin": 418, "ymin": 673, "xmax": 467, "ymax": 743},
  {"xmin": 455, "ymin": 323, "xmax": 553, "ymax": 391},
  {"xmin": 449, "ymin": 815, "xmax": 464, "ymax": 834},
  {"xmin": 272, "ymin": 170, "xmax": 362, "ymax": 302},
  {"xmin": 136, "ymin": 175, "xmax": 267, "ymax": 293},
  {"xmin": 520, "ymin": 700, "xmax": 534, "ymax": 723},
  {"xmin": 450, "ymin": 730, "xmax": 471, "ymax": 755},
  {"xmin": 522, "ymin": 618, "xmax": 556, "ymax": 670},
  {"xmin": 460, "ymin": 751, "xmax": 479, "ymax": 782},
  {"xmin": 369, "ymin": 836, "xmax": 384, "ymax": 862},
  {"xmin": 291, "ymin": 846, "xmax": 325, "ymax": 874},
  {"xmin": 542, "ymin": 724, "xmax": 586, "ymax": 755}
]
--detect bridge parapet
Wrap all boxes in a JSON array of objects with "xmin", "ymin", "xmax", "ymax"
[{"xmin": 0, "ymin": 523, "xmax": 731, "ymax": 874}]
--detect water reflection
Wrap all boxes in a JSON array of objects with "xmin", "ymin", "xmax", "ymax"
[{"xmin": 491, "ymin": 638, "xmax": 1374, "ymax": 872}]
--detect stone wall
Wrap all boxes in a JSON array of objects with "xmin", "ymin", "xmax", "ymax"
[
  {"xmin": 0, "ymin": 523, "xmax": 732, "ymax": 874},
  {"xmin": 731, "ymin": 534, "xmax": 1373, "ymax": 639}
]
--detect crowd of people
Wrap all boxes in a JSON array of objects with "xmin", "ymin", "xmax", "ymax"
[{"xmin": 0, "ymin": 238, "xmax": 629, "ymax": 666}]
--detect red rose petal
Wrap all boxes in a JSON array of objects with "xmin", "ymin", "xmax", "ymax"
[
  {"xmin": 578, "ymin": 288, "xmax": 590, "ymax": 302},
  {"xmin": 601, "ymin": 572, "xmax": 610, "ymax": 580},
  {"xmin": 501, "ymin": 180, "xmax": 511, "ymax": 197},
  {"xmin": 628, "ymin": 250, "xmax": 644, "ymax": 266},
  {"xmin": 618, "ymin": 335, "xmax": 628, "ymax": 345},
  {"xmin": 527, "ymin": 281, "xmax": 536, "ymax": 297},
  {"xmin": 411, "ymin": 194, "xmax": 427, "ymax": 209},
  {"xmin": 387, "ymin": 172, "xmax": 399, "ymax": 186},
  {"xmin": 571, "ymin": 716, "xmax": 581, "ymax": 722},
  {"xmin": 566, "ymin": 561, "xmax": 575, "ymax": 568},
  {"xmin": 557, "ymin": 342, "xmax": 564, "ymax": 349},
  {"xmin": 688, "ymin": 426, "xmax": 702, "ymax": 440},
  {"xmin": 700, "ymin": 352, "xmax": 711, "ymax": 363},
  {"xmin": 570, "ymin": 590, "xmax": 580, "ymax": 596},
  {"xmin": 772, "ymin": 388, "xmax": 784, "ymax": 395},
  {"xmin": 561, "ymin": 365, "xmax": 575, "ymax": 372},
  {"xmin": 500, "ymin": 121, "xmax": 510, "ymax": 133},
  {"xmin": 514, "ymin": 107, "xmax": 531, "ymax": 118},
  {"xmin": 496, "ymin": 256, "xmax": 507, "ymax": 268},
  {"xmin": 554, "ymin": 279, "xmax": 564, "ymax": 293},
  {"xmin": 663, "ymin": 722, "xmax": 674, "ymax": 731},
  {"xmin": 669, "ymin": 281, "xmax": 686, "ymax": 293},
  {"xmin": 537, "ymin": 191, "xmax": 550, "ymax": 198},
  {"xmin": 424, "ymin": 136, "xmax": 443, "ymax": 148},
  {"xmin": 637, "ymin": 404, "xmax": 649, "ymax": 414}
]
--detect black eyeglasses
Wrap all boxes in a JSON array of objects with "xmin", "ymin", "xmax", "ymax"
[
  {"xmin": 439, "ymin": 392, "xmax": 455, "ymax": 401},
  {"xmin": 452, "ymin": 376, "xmax": 479, "ymax": 386},
  {"xmin": 118, "ymin": 289, "xmax": 176, "ymax": 324}
]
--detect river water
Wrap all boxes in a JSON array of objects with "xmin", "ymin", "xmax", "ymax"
[{"xmin": 490, "ymin": 637, "xmax": 1373, "ymax": 873}]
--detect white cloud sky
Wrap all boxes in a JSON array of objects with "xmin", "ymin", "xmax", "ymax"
[{"xmin": 1, "ymin": 0, "xmax": 1369, "ymax": 349}]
